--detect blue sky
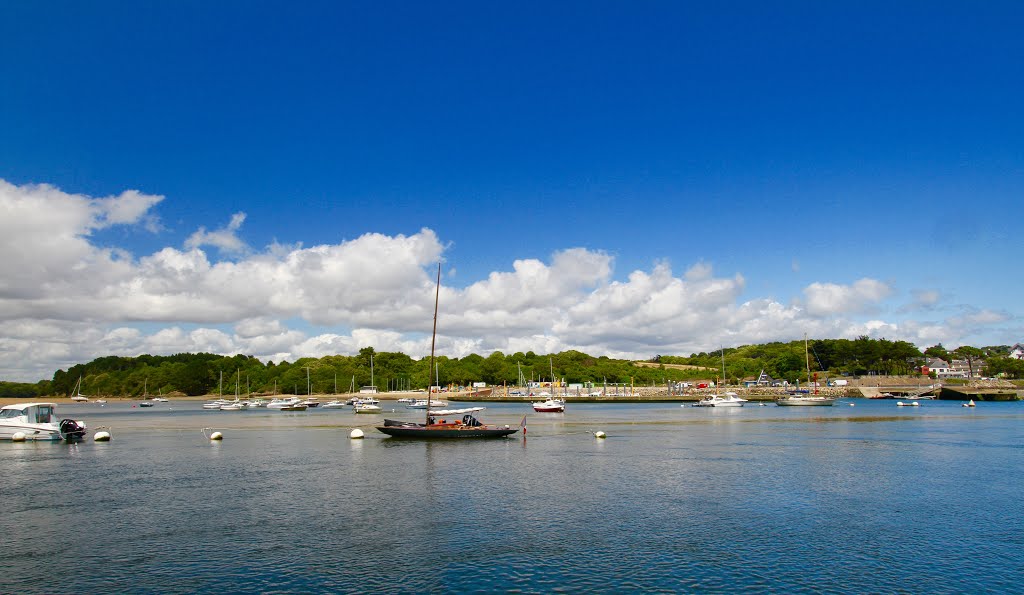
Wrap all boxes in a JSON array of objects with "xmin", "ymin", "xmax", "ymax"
[{"xmin": 1, "ymin": 2, "xmax": 1022, "ymax": 381}]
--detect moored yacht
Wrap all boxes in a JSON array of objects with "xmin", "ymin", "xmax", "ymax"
[
  {"xmin": 692, "ymin": 392, "xmax": 748, "ymax": 407},
  {"xmin": 407, "ymin": 398, "xmax": 446, "ymax": 409},
  {"xmin": 354, "ymin": 402, "xmax": 382, "ymax": 414},
  {"xmin": 532, "ymin": 397, "xmax": 565, "ymax": 413},
  {"xmin": 776, "ymin": 336, "xmax": 835, "ymax": 406},
  {"xmin": 775, "ymin": 393, "xmax": 835, "ymax": 406},
  {"xmin": 267, "ymin": 397, "xmax": 303, "ymax": 410}
]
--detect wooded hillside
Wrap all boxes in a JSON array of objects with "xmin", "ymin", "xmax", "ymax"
[{"xmin": 4, "ymin": 337, "xmax": 1022, "ymax": 398}]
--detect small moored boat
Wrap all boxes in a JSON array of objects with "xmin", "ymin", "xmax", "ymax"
[
  {"xmin": 532, "ymin": 398, "xmax": 565, "ymax": 413},
  {"xmin": 0, "ymin": 402, "xmax": 87, "ymax": 441},
  {"xmin": 354, "ymin": 402, "xmax": 382, "ymax": 414},
  {"xmin": 693, "ymin": 392, "xmax": 748, "ymax": 407},
  {"xmin": 376, "ymin": 264, "xmax": 519, "ymax": 441}
]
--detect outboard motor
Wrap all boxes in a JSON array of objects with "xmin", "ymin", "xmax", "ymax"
[{"xmin": 59, "ymin": 419, "xmax": 87, "ymax": 441}]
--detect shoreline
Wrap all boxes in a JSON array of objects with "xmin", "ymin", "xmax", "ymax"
[{"xmin": 7, "ymin": 383, "xmax": 1020, "ymax": 407}]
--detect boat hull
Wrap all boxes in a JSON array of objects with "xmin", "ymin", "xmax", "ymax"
[
  {"xmin": 532, "ymin": 398, "xmax": 565, "ymax": 413},
  {"xmin": 377, "ymin": 420, "xmax": 518, "ymax": 439},
  {"xmin": 0, "ymin": 424, "xmax": 64, "ymax": 441},
  {"xmin": 776, "ymin": 398, "xmax": 835, "ymax": 406}
]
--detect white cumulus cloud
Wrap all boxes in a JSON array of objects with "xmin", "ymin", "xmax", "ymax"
[
  {"xmin": 803, "ymin": 278, "xmax": 893, "ymax": 317},
  {"xmin": 1, "ymin": 178, "xmax": 1012, "ymax": 382}
]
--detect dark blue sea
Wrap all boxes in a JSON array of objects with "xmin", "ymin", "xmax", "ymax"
[{"xmin": 3, "ymin": 398, "xmax": 1022, "ymax": 594}]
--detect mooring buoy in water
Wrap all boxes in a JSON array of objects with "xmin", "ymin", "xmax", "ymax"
[
  {"xmin": 593, "ymin": 430, "xmax": 606, "ymax": 439},
  {"xmin": 94, "ymin": 430, "xmax": 111, "ymax": 441},
  {"xmin": 202, "ymin": 428, "xmax": 223, "ymax": 441},
  {"xmin": 350, "ymin": 428, "xmax": 364, "ymax": 439},
  {"xmin": 12, "ymin": 431, "xmax": 26, "ymax": 442}
]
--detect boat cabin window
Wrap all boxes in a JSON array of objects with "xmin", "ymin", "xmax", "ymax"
[
  {"xmin": 0, "ymin": 408, "xmax": 23, "ymax": 419},
  {"xmin": 34, "ymin": 406, "xmax": 54, "ymax": 423}
]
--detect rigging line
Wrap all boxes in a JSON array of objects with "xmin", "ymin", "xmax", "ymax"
[{"xmin": 809, "ymin": 341, "xmax": 826, "ymax": 372}]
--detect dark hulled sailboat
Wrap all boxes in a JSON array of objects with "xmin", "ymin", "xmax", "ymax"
[{"xmin": 375, "ymin": 263, "xmax": 519, "ymax": 439}]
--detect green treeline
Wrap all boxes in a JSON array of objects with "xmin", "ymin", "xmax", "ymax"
[
  {"xmin": 4, "ymin": 338, "xmax": 1023, "ymax": 399},
  {"xmin": 26, "ymin": 348, "xmax": 681, "ymax": 398},
  {"xmin": 663, "ymin": 338, "xmax": 1023, "ymax": 384}
]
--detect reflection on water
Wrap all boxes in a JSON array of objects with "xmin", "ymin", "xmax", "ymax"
[{"xmin": 2, "ymin": 400, "xmax": 1022, "ymax": 593}]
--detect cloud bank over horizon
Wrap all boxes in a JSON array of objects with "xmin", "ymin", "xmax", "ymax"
[{"xmin": 0, "ymin": 180, "xmax": 1015, "ymax": 381}]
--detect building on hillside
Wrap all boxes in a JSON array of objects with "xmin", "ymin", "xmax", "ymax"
[
  {"xmin": 1009, "ymin": 344, "xmax": 1024, "ymax": 360},
  {"xmin": 743, "ymin": 369, "xmax": 775, "ymax": 387},
  {"xmin": 921, "ymin": 358, "xmax": 951, "ymax": 377},
  {"xmin": 949, "ymin": 358, "xmax": 986, "ymax": 379}
]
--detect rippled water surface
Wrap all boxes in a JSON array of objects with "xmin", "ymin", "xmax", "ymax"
[{"xmin": 3, "ymin": 399, "xmax": 1022, "ymax": 593}]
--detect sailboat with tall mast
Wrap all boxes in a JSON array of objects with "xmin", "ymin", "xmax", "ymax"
[
  {"xmin": 691, "ymin": 346, "xmax": 747, "ymax": 407},
  {"xmin": 776, "ymin": 335, "xmax": 836, "ymax": 406},
  {"xmin": 70, "ymin": 376, "xmax": 89, "ymax": 402},
  {"xmin": 532, "ymin": 357, "xmax": 566, "ymax": 412},
  {"xmin": 377, "ymin": 263, "xmax": 519, "ymax": 438}
]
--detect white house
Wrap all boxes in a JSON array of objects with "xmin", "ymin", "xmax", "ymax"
[
  {"xmin": 1009, "ymin": 344, "xmax": 1024, "ymax": 360},
  {"xmin": 923, "ymin": 358, "xmax": 951, "ymax": 377}
]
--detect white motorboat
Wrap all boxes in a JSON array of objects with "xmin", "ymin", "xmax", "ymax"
[
  {"xmin": 775, "ymin": 393, "xmax": 836, "ymax": 406},
  {"xmin": 267, "ymin": 397, "xmax": 303, "ymax": 410},
  {"xmin": 532, "ymin": 398, "xmax": 565, "ymax": 413},
  {"xmin": 692, "ymin": 392, "xmax": 748, "ymax": 407},
  {"xmin": 354, "ymin": 402, "xmax": 382, "ymax": 414},
  {"xmin": 321, "ymin": 400, "xmax": 347, "ymax": 409},
  {"xmin": 896, "ymin": 401, "xmax": 920, "ymax": 407},
  {"xmin": 407, "ymin": 399, "xmax": 446, "ymax": 409},
  {"xmin": 690, "ymin": 347, "xmax": 745, "ymax": 407},
  {"xmin": 0, "ymin": 402, "xmax": 87, "ymax": 441}
]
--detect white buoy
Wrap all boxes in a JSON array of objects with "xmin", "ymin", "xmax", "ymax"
[
  {"xmin": 350, "ymin": 428, "xmax": 364, "ymax": 439},
  {"xmin": 12, "ymin": 431, "xmax": 26, "ymax": 442},
  {"xmin": 848, "ymin": 403, "xmax": 855, "ymax": 407},
  {"xmin": 94, "ymin": 430, "xmax": 111, "ymax": 442},
  {"xmin": 593, "ymin": 430, "xmax": 606, "ymax": 439},
  {"xmin": 210, "ymin": 431, "xmax": 223, "ymax": 440}
]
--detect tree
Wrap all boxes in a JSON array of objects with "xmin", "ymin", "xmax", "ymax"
[
  {"xmin": 174, "ymin": 360, "xmax": 213, "ymax": 396},
  {"xmin": 953, "ymin": 346, "xmax": 985, "ymax": 378},
  {"xmin": 924, "ymin": 344, "xmax": 949, "ymax": 361}
]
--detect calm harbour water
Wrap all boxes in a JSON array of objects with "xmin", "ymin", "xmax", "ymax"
[{"xmin": 3, "ymin": 399, "xmax": 1022, "ymax": 594}]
